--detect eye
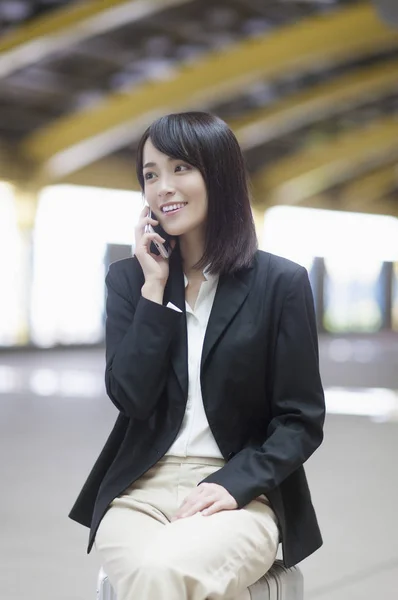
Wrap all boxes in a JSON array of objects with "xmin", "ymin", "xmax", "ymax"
[
  {"xmin": 175, "ymin": 164, "xmax": 190, "ymax": 173},
  {"xmin": 144, "ymin": 171, "xmax": 156, "ymax": 181}
]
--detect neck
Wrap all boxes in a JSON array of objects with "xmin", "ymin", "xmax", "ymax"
[{"xmin": 178, "ymin": 229, "xmax": 205, "ymax": 277}]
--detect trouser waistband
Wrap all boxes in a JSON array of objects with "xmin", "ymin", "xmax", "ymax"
[{"xmin": 158, "ymin": 455, "xmax": 226, "ymax": 467}]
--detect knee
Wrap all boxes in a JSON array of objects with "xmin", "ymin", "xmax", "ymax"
[
  {"xmin": 135, "ymin": 558, "xmax": 174, "ymax": 580},
  {"xmin": 120, "ymin": 553, "xmax": 188, "ymax": 597},
  {"xmin": 134, "ymin": 546, "xmax": 195, "ymax": 585},
  {"xmin": 138, "ymin": 548, "xmax": 183, "ymax": 576}
]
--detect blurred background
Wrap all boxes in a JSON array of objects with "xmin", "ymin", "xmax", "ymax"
[{"xmin": 0, "ymin": 0, "xmax": 397, "ymax": 599}]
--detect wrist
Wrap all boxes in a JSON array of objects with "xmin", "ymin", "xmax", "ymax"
[{"xmin": 141, "ymin": 280, "xmax": 165, "ymax": 304}]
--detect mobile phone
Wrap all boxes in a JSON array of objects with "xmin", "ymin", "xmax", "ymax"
[{"xmin": 145, "ymin": 208, "xmax": 172, "ymax": 259}]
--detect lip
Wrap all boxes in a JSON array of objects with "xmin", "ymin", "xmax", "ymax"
[{"xmin": 159, "ymin": 202, "xmax": 187, "ymax": 216}]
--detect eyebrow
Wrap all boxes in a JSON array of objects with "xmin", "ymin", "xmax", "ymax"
[{"xmin": 143, "ymin": 157, "xmax": 176, "ymax": 169}]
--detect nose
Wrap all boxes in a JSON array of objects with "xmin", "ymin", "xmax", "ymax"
[
  {"xmin": 157, "ymin": 175, "xmax": 176, "ymax": 199},
  {"xmin": 158, "ymin": 187, "xmax": 176, "ymax": 200}
]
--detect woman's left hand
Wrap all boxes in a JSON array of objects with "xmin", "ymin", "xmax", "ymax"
[{"xmin": 172, "ymin": 483, "xmax": 238, "ymax": 521}]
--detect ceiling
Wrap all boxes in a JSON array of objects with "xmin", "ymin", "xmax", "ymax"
[{"xmin": 0, "ymin": 0, "xmax": 397, "ymax": 215}]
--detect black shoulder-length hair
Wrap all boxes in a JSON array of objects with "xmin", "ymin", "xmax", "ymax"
[{"xmin": 136, "ymin": 111, "xmax": 258, "ymax": 275}]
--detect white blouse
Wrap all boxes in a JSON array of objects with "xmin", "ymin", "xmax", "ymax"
[{"xmin": 165, "ymin": 268, "xmax": 223, "ymax": 459}]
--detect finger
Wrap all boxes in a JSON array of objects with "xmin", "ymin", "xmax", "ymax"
[
  {"xmin": 141, "ymin": 204, "xmax": 150, "ymax": 216},
  {"xmin": 180, "ymin": 485, "xmax": 206, "ymax": 505},
  {"xmin": 144, "ymin": 216, "xmax": 159, "ymax": 225},
  {"xmin": 173, "ymin": 506, "xmax": 202, "ymax": 520},
  {"xmin": 137, "ymin": 203, "xmax": 157, "ymax": 220},
  {"xmin": 173, "ymin": 496, "xmax": 198, "ymax": 519},
  {"xmin": 139, "ymin": 232, "xmax": 166, "ymax": 247},
  {"xmin": 136, "ymin": 216, "xmax": 159, "ymax": 232},
  {"xmin": 201, "ymin": 500, "xmax": 230, "ymax": 517},
  {"xmin": 175, "ymin": 497, "xmax": 215, "ymax": 520},
  {"xmin": 141, "ymin": 220, "xmax": 159, "ymax": 236},
  {"xmin": 137, "ymin": 205, "xmax": 150, "ymax": 224},
  {"xmin": 134, "ymin": 234, "xmax": 166, "ymax": 260},
  {"xmin": 172, "ymin": 486, "xmax": 211, "ymax": 521},
  {"xmin": 140, "ymin": 204, "xmax": 158, "ymax": 219}
]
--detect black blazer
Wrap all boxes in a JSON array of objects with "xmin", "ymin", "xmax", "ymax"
[{"xmin": 69, "ymin": 246, "xmax": 325, "ymax": 568}]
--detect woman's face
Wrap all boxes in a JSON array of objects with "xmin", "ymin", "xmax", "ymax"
[{"xmin": 142, "ymin": 138, "xmax": 208, "ymax": 238}]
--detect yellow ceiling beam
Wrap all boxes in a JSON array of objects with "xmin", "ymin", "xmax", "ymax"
[
  {"xmin": 22, "ymin": 4, "xmax": 398, "ymax": 183},
  {"xmin": 297, "ymin": 165, "xmax": 398, "ymax": 211},
  {"xmin": 62, "ymin": 150, "xmax": 398, "ymax": 219},
  {"xmin": 0, "ymin": 141, "xmax": 32, "ymax": 184},
  {"xmin": 341, "ymin": 165, "xmax": 398, "ymax": 210},
  {"xmin": 303, "ymin": 193, "xmax": 398, "ymax": 216},
  {"xmin": 62, "ymin": 59, "xmax": 398, "ymax": 193},
  {"xmin": 252, "ymin": 116, "xmax": 398, "ymax": 207},
  {"xmin": 231, "ymin": 59, "xmax": 398, "ymax": 150},
  {"xmin": 355, "ymin": 200, "xmax": 398, "ymax": 217},
  {"xmin": 0, "ymin": 0, "xmax": 189, "ymax": 79},
  {"xmin": 61, "ymin": 157, "xmax": 138, "ymax": 191}
]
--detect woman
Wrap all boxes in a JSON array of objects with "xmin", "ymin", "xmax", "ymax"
[{"xmin": 69, "ymin": 112, "xmax": 325, "ymax": 600}]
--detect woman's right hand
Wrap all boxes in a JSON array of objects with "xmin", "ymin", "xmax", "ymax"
[{"xmin": 134, "ymin": 205, "xmax": 172, "ymax": 287}]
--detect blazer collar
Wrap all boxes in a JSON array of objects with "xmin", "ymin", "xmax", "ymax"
[
  {"xmin": 164, "ymin": 244, "xmax": 254, "ymax": 399},
  {"xmin": 163, "ymin": 245, "xmax": 188, "ymax": 398}
]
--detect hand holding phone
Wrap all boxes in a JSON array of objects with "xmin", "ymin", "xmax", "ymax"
[
  {"xmin": 144, "ymin": 209, "xmax": 172, "ymax": 259},
  {"xmin": 134, "ymin": 206, "xmax": 173, "ymax": 292}
]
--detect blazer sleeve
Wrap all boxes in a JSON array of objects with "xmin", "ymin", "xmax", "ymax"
[
  {"xmin": 105, "ymin": 262, "xmax": 182, "ymax": 420},
  {"xmin": 201, "ymin": 266, "xmax": 325, "ymax": 507}
]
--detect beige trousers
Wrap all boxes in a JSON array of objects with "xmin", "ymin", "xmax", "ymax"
[{"xmin": 95, "ymin": 456, "xmax": 279, "ymax": 600}]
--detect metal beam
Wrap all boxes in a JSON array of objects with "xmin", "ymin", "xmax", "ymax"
[
  {"xmin": 0, "ymin": 0, "xmax": 189, "ymax": 79},
  {"xmin": 22, "ymin": 4, "xmax": 398, "ymax": 183},
  {"xmin": 295, "ymin": 165, "xmax": 398, "ymax": 213},
  {"xmin": 62, "ymin": 57, "xmax": 398, "ymax": 194},
  {"xmin": 0, "ymin": 141, "xmax": 32, "ymax": 184},
  {"xmin": 230, "ymin": 59, "xmax": 398, "ymax": 150},
  {"xmin": 303, "ymin": 193, "xmax": 398, "ymax": 217},
  {"xmin": 252, "ymin": 116, "xmax": 398, "ymax": 207},
  {"xmin": 341, "ymin": 165, "xmax": 398, "ymax": 211},
  {"xmin": 61, "ymin": 157, "xmax": 138, "ymax": 191},
  {"xmin": 60, "ymin": 136, "xmax": 398, "ymax": 220}
]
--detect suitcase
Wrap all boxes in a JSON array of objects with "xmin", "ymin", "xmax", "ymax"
[
  {"xmin": 248, "ymin": 561, "xmax": 304, "ymax": 599},
  {"xmin": 96, "ymin": 560, "xmax": 303, "ymax": 599}
]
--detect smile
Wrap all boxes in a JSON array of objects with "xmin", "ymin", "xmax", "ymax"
[{"xmin": 161, "ymin": 202, "xmax": 187, "ymax": 215}]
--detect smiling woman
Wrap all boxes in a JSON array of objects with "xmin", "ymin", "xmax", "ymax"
[
  {"xmin": 69, "ymin": 111, "xmax": 325, "ymax": 600},
  {"xmin": 142, "ymin": 137, "xmax": 209, "ymax": 258},
  {"xmin": 136, "ymin": 111, "xmax": 258, "ymax": 276}
]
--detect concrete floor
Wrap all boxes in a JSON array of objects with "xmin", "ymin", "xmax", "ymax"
[{"xmin": 0, "ymin": 344, "xmax": 397, "ymax": 600}]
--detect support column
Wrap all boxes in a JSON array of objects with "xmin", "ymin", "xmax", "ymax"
[
  {"xmin": 310, "ymin": 256, "xmax": 326, "ymax": 334},
  {"xmin": 379, "ymin": 261, "xmax": 393, "ymax": 332},
  {"xmin": 13, "ymin": 186, "xmax": 40, "ymax": 345}
]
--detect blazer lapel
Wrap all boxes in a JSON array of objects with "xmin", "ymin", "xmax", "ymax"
[
  {"xmin": 164, "ymin": 245, "xmax": 254, "ymax": 397},
  {"xmin": 201, "ymin": 270, "xmax": 251, "ymax": 371},
  {"xmin": 163, "ymin": 245, "xmax": 189, "ymax": 399}
]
